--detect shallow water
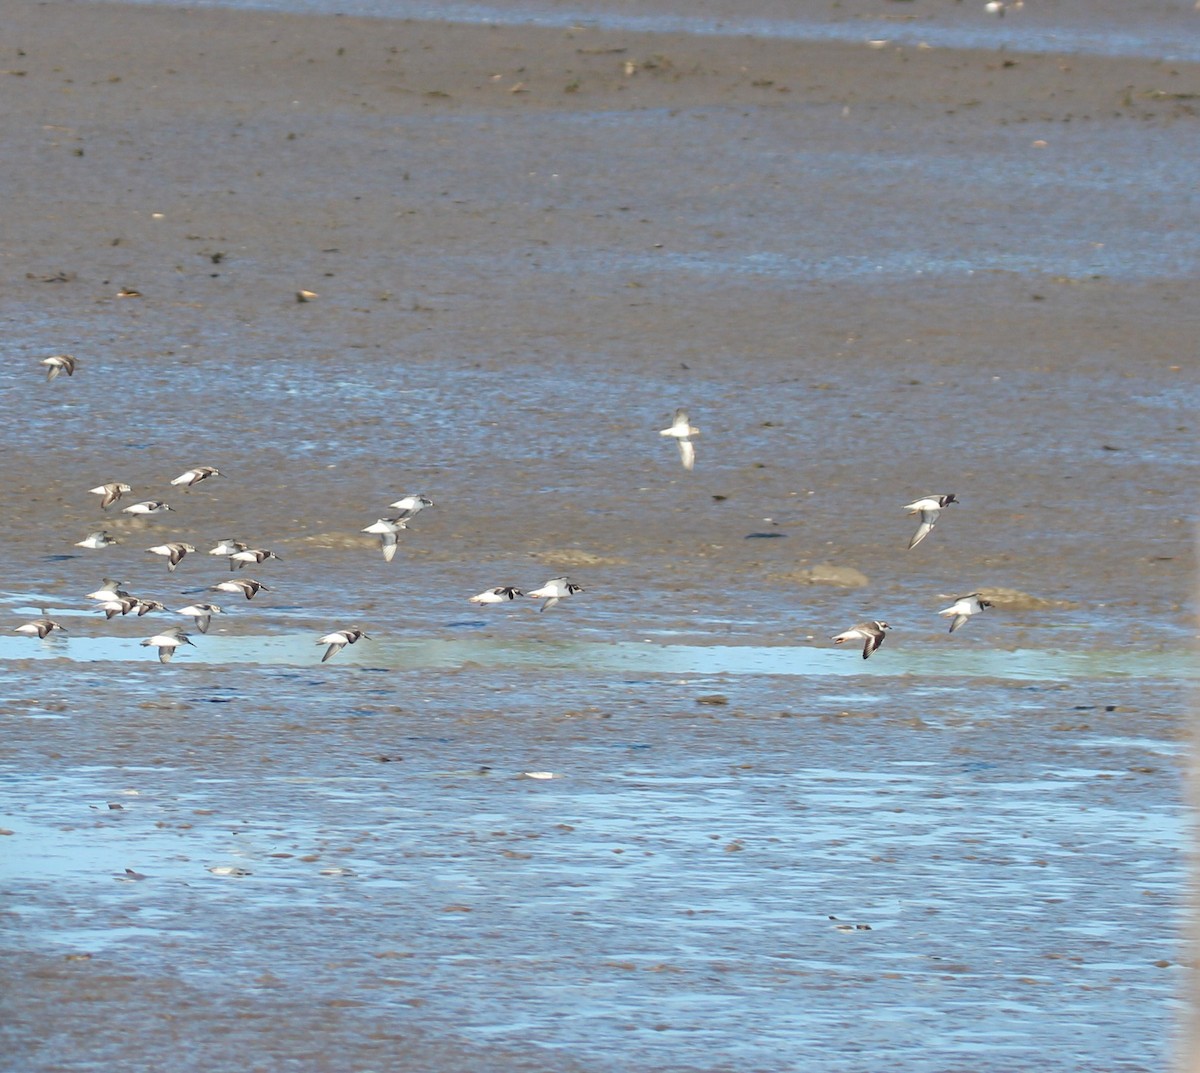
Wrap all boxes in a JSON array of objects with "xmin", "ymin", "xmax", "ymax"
[{"xmin": 2, "ymin": 1, "xmax": 1196, "ymax": 1070}]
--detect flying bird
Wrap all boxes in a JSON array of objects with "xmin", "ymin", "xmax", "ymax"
[
  {"xmin": 122, "ymin": 500, "xmax": 174, "ymax": 517},
  {"xmin": 86, "ymin": 578, "xmax": 130, "ymax": 602},
  {"xmin": 14, "ymin": 618, "xmax": 67, "ymax": 639},
  {"xmin": 176, "ymin": 603, "xmax": 224, "ymax": 634},
  {"xmin": 527, "ymin": 576, "xmax": 584, "ymax": 612},
  {"xmin": 90, "ymin": 483, "xmax": 132, "ymax": 509},
  {"xmin": 141, "ymin": 626, "xmax": 195, "ymax": 664},
  {"xmin": 41, "ymin": 354, "xmax": 76, "ymax": 381},
  {"xmin": 147, "ymin": 542, "xmax": 197, "ymax": 572},
  {"xmin": 211, "ymin": 578, "xmax": 269, "ymax": 601},
  {"xmin": 363, "ymin": 517, "xmax": 408, "ymax": 562},
  {"xmin": 318, "ymin": 628, "xmax": 369, "ymax": 663},
  {"xmin": 230, "ymin": 548, "xmax": 280, "ymax": 570},
  {"xmin": 469, "ymin": 586, "xmax": 524, "ymax": 605},
  {"xmin": 660, "ymin": 408, "xmax": 699, "ymax": 471},
  {"xmin": 170, "ymin": 466, "xmax": 223, "ymax": 488},
  {"xmin": 832, "ymin": 620, "xmax": 891, "ymax": 660},
  {"xmin": 389, "ymin": 494, "xmax": 434, "ymax": 519},
  {"xmin": 904, "ymin": 493, "xmax": 957, "ymax": 549},
  {"xmin": 938, "ymin": 593, "xmax": 992, "ymax": 633},
  {"xmin": 76, "ymin": 531, "xmax": 119, "ymax": 550}
]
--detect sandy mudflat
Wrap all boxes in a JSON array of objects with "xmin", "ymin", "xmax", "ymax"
[{"xmin": 0, "ymin": 2, "xmax": 1197, "ymax": 1070}]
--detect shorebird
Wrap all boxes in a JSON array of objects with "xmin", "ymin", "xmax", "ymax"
[
  {"xmin": 208, "ymin": 538, "xmax": 247, "ymax": 557},
  {"xmin": 938, "ymin": 593, "xmax": 992, "ymax": 633},
  {"xmin": 389, "ymin": 494, "xmax": 434, "ymax": 519},
  {"xmin": 147, "ymin": 542, "xmax": 197, "ymax": 572},
  {"xmin": 832, "ymin": 620, "xmax": 891, "ymax": 660},
  {"xmin": 14, "ymin": 618, "xmax": 67, "ymax": 639},
  {"xmin": 660, "ymin": 408, "xmax": 699, "ymax": 471},
  {"xmin": 76, "ymin": 531, "xmax": 119, "ymax": 550},
  {"xmin": 317, "ymin": 628, "xmax": 369, "ymax": 663},
  {"xmin": 904, "ymin": 493, "xmax": 957, "ymax": 550},
  {"xmin": 230, "ymin": 548, "xmax": 280, "ymax": 570},
  {"xmin": 134, "ymin": 599, "xmax": 168, "ymax": 617},
  {"xmin": 171, "ymin": 466, "xmax": 223, "ymax": 488},
  {"xmin": 363, "ymin": 517, "xmax": 408, "ymax": 562},
  {"xmin": 141, "ymin": 626, "xmax": 195, "ymax": 663},
  {"xmin": 469, "ymin": 586, "xmax": 524, "ymax": 605},
  {"xmin": 176, "ymin": 603, "xmax": 223, "ymax": 634},
  {"xmin": 211, "ymin": 578, "xmax": 269, "ymax": 601},
  {"xmin": 41, "ymin": 354, "xmax": 76, "ymax": 381},
  {"xmin": 86, "ymin": 578, "xmax": 129, "ymax": 602},
  {"xmin": 90, "ymin": 483, "xmax": 133, "ymax": 509},
  {"xmin": 122, "ymin": 500, "xmax": 173, "ymax": 517},
  {"xmin": 527, "ymin": 576, "xmax": 583, "ymax": 612},
  {"xmin": 97, "ymin": 596, "xmax": 140, "ymax": 620}
]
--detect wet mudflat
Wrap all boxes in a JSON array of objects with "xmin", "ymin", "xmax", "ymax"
[{"xmin": 1, "ymin": 0, "xmax": 1197, "ymax": 1069}]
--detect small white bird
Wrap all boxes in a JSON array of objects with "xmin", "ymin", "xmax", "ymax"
[
  {"xmin": 389, "ymin": 494, "xmax": 434, "ymax": 519},
  {"xmin": 318, "ymin": 628, "xmax": 369, "ymax": 663},
  {"xmin": 176, "ymin": 603, "xmax": 224, "ymax": 634},
  {"xmin": 170, "ymin": 466, "xmax": 223, "ymax": 488},
  {"xmin": 230, "ymin": 548, "xmax": 280, "ymax": 570},
  {"xmin": 209, "ymin": 538, "xmax": 247, "ymax": 557},
  {"xmin": 97, "ymin": 596, "xmax": 140, "ymax": 620},
  {"xmin": 660, "ymin": 408, "xmax": 699, "ymax": 471},
  {"xmin": 938, "ymin": 593, "xmax": 992, "ymax": 633},
  {"xmin": 90, "ymin": 482, "xmax": 133, "ymax": 509},
  {"xmin": 527, "ymin": 576, "xmax": 584, "ymax": 612},
  {"xmin": 135, "ymin": 599, "xmax": 169, "ymax": 617},
  {"xmin": 147, "ymin": 542, "xmax": 197, "ymax": 572},
  {"xmin": 832, "ymin": 620, "xmax": 891, "ymax": 660},
  {"xmin": 469, "ymin": 586, "xmax": 524, "ymax": 605},
  {"xmin": 141, "ymin": 626, "xmax": 195, "ymax": 664},
  {"xmin": 904, "ymin": 493, "xmax": 957, "ymax": 550},
  {"xmin": 41, "ymin": 354, "xmax": 76, "ymax": 381},
  {"xmin": 362, "ymin": 517, "xmax": 408, "ymax": 562},
  {"xmin": 15, "ymin": 618, "xmax": 67, "ymax": 639},
  {"xmin": 211, "ymin": 578, "xmax": 270, "ymax": 601},
  {"xmin": 122, "ymin": 500, "xmax": 174, "ymax": 517},
  {"xmin": 86, "ymin": 578, "xmax": 129, "ymax": 602},
  {"xmin": 76, "ymin": 531, "xmax": 119, "ymax": 550}
]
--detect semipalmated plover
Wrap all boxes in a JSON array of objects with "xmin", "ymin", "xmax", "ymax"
[
  {"xmin": 176, "ymin": 603, "xmax": 223, "ymax": 634},
  {"xmin": 170, "ymin": 466, "xmax": 223, "ymax": 488},
  {"xmin": 469, "ymin": 586, "xmax": 524, "ymax": 605},
  {"xmin": 230, "ymin": 548, "xmax": 280, "ymax": 570},
  {"xmin": 122, "ymin": 500, "xmax": 174, "ymax": 517},
  {"xmin": 41, "ymin": 354, "xmax": 76, "ymax": 381},
  {"xmin": 660, "ymin": 408, "xmax": 699, "ymax": 471},
  {"xmin": 527, "ymin": 576, "xmax": 583, "ymax": 612},
  {"xmin": 211, "ymin": 578, "xmax": 270, "ymax": 601},
  {"xmin": 90, "ymin": 483, "xmax": 133, "ymax": 509},
  {"xmin": 938, "ymin": 593, "xmax": 992, "ymax": 633},
  {"xmin": 76, "ymin": 531, "xmax": 119, "ymax": 550},
  {"xmin": 15, "ymin": 618, "xmax": 67, "ymax": 639},
  {"xmin": 318, "ymin": 628, "xmax": 369, "ymax": 663},
  {"xmin": 832, "ymin": 620, "xmax": 891, "ymax": 660},
  {"xmin": 141, "ymin": 626, "xmax": 195, "ymax": 663},
  {"xmin": 147, "ymin": 542, "xmax": 197, "ymax": 572},
  {"xmin": 904, "ymin": 493, "xmax": 957, "ymax": 549}
]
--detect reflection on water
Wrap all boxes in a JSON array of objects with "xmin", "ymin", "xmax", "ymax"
[{"xmin": 1, "ymin": 631, "xmax": 1194, "ymax": 680}]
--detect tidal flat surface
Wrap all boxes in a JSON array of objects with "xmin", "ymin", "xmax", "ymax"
[{"xmin": 1, "ymin": 1, "xmax": 1196, "ymax": 1069}]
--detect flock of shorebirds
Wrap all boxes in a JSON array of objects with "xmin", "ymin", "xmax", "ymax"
[{"xmin": 19, "ymin": 367, "xmax": 991, "ymax": 664}]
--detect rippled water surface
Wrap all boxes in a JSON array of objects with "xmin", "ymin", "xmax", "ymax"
[{"xmin": 2, "ymin": 0, "xmax": 1196, "ymax": 1070}]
